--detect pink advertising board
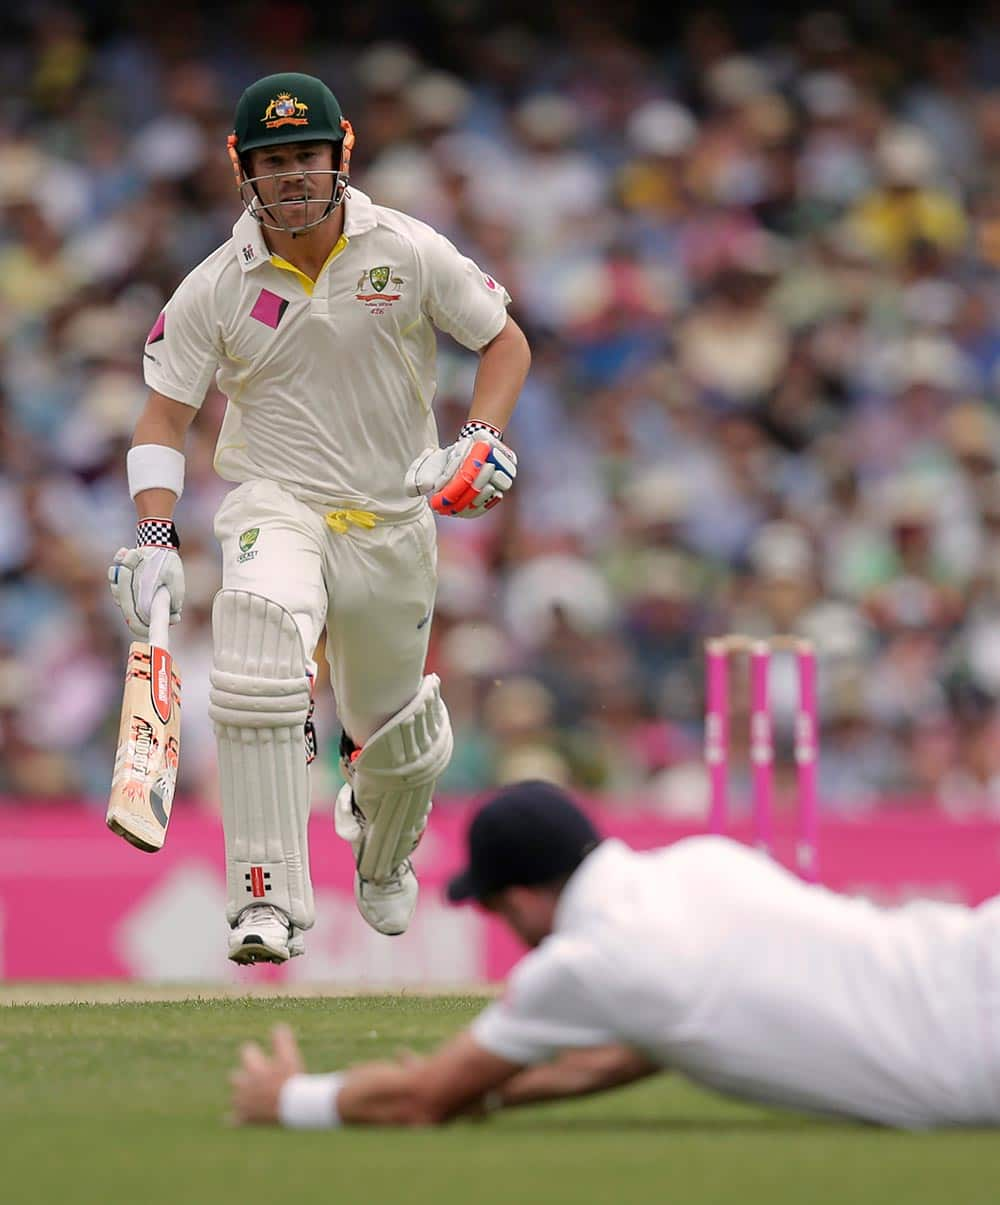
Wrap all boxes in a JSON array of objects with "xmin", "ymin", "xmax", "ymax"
[{"xmin": 2, "ymin": 802, "xmax": 1000, "ymax": 983}]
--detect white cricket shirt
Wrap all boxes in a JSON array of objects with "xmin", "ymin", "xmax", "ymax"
[
  {"xmin": 472, "ymin": 838, "xmax": 1000, "ymax": 1128},
  {"xmin": 142, "ymin": 189, "xmax": 511, "ymax": 518}
]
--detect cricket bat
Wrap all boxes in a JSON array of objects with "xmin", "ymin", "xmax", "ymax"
[{"xmin": 107, "ymin": 587, "xmax": 181, "ymax": 852}]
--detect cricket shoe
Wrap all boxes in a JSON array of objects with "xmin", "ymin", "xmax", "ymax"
[
  {"xmin": 228, "ymin": 904, "xmax": 297, "ymax": 964},
  {"xmin": 354, "ymin": 860, "xmax": 418, "ymax": 937},
  {"xmin": 334, "ymin": 783, "xmax": 419, "ymax": 936}
]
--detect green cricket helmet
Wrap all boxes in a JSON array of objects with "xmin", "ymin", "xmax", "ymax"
[{"xmin": 227, "ymin": 72, "xmax": 355, "ymax": 233}]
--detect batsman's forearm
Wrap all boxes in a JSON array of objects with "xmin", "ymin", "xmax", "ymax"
[
  {"xmin": 130, "ymin": 403, "xmax": 192, "ymax": 520},
  {"xmin": 132, "ymin": 487, "xmax": 178, "ymax": 520},
  {"xmin": 468, "ymin": 317, "xmax": 530, "ymax": 432}
]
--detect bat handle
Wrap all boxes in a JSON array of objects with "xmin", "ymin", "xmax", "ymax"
[{"xmin": 149, "ymin": 586, "xmax": 171, "ymax": 651}]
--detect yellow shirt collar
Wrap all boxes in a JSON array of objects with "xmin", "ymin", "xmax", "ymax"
[{"xmin": 269, "ymin": 234, "xmax": 348, "ymax": 296}]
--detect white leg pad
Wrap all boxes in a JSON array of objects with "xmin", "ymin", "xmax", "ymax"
[
  {"xmin": 348, "ymin": 674, "xmax": 453, "ymax": 883},
  {"xmin": 209, "ymin": 590, "xmax": 315, "ymax": 929}
]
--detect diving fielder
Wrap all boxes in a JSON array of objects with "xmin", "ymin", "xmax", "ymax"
[
  {"xmin": 232, "ymin": 782, "xmax": 1000, "ymax": 1130},
  {"xmin": 108, "ymin": 72, "xmax": 530, "ymax": 963}
]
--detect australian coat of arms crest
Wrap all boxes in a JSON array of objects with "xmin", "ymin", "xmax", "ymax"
[{"xmin": 262, "ymin": 93, "xmax": 310, "ymax": 129}]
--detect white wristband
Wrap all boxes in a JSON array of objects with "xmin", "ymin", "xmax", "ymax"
[
  {"xmin": 127, "ymin": 444, "xmax": 186, "ymax": 501},
  {"xmin": 278, "ymin": 1072, "xmax": 345, "ymax": 1129}
]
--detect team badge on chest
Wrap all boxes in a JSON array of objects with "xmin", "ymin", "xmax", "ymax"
[{"xmin": 355, "ymin": 266, "xmax": 404, "ymax": 315}]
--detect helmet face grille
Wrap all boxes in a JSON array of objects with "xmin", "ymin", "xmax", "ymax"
[{"xmin": 238, "ymin": 166, "xmax": 350, "ymax": 234}]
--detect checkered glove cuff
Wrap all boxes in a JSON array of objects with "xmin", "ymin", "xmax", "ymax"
[
  {"xmin": 460, "ymin": 420, "xmax": 503, "ymax": 440},
  {"xmin": 136, "ymin": 517, "xmax": 181, "ymax": 550}
]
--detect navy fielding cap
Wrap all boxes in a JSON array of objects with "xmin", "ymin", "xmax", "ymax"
[{"xmin": 446, "ymin": 781, "xmax": 601, "ymax": 903}]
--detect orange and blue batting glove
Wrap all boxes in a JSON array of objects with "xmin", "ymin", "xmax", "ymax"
[{"xmin": 405, "ymin": 424, "xmax": 517, "ymax": 519}]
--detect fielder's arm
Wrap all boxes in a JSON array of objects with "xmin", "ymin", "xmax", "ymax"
[
  {"xmin": 231, "ymin": 1026, "xmax": 522, "ymax": 1128},
  {"xmin": 480, "ymin": 1044, "xmax": 659, "ymax": 1111},
  {"xmin": 231, "ymin": 1027, "xmax": 658, "ymax": 1128},
  {"xmin": 339, "ymin": 1030, "xmax": 521, "ymax": 1125}
]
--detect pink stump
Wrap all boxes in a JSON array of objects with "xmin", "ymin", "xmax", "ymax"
[
  {"xmin": 795, "ymin": 642, "xmax": 820, "ymax": 882},
  {"xmin": 705, "ymin": 641, "xmax": 729, "ymax": 834},
  {"xmin": 750, "ymin": 642, "xmax": 774, "ymax": 854}
]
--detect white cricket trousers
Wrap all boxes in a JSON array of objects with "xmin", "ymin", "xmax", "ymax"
[{"xmin": 213, "ymin": 479, "xmax": 438, "ymax": 742}]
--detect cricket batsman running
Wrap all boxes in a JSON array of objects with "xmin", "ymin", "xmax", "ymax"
[{"xmin": 107, "ymin": 72, "xmax": 530, "ymax": 963}]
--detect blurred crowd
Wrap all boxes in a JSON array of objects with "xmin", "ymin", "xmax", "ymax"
[{"xmin": 6, "ymin": 4, "xmax": 1000, "ymax": 818}]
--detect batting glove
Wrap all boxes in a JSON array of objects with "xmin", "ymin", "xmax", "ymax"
[
  {"xmin": 405, "ymin": 424, "xmax": 517, "ymax": 519},
  {"xmin": 108, "ymin": 518, "xmax": 185, "ymax": 639}
]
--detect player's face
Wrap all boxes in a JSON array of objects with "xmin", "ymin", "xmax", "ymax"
[
  {"xmin": 483, "ymin": 888, "xmax": 557, "ymax": 948},
  {"xmin": 247, "ymin": 142, "xmax": 336, "ymax": 229}
]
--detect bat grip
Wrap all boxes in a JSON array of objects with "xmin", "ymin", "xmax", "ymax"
[{"xmin": 149, "ymin": 586, "xmax": 171, "ymax": 650}]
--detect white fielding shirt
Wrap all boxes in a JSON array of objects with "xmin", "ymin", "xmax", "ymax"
[
  {"xmin": 142, "ymin": 190, "xmax": 511, "ymax": 517},
  {"xmin": 472, "ymin": 838, "xmax": 1000, "ymax": 1128}
]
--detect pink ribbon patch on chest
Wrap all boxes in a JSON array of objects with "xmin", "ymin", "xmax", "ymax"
[{"xmin": 250, "ymin": 289, "xmax": 289, "ymax": 329}]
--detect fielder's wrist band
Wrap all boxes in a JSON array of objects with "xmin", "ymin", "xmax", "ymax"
[
  {"xmin": 460, "ymin": 420, "xmax": 503, "ymax": 440},
  {"xmin": 136, "ymin": 517, "xmax": 181, "ymax": 550},
  {"xmin": 278, "ymin": 1072, "xmax": 346, "ymax": 1129},
  {"xmin": 127, "ymin": 443, "xmax": 186, "ymax": 500}
]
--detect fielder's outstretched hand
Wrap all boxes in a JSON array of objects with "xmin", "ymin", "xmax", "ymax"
[
  {"xmin": 230, "ymin": 1024, "xmax": 305, "ymax": 1126},
  {"xmin": 405, "ymin": 431, "xmax": 517, "ymax": 518}
]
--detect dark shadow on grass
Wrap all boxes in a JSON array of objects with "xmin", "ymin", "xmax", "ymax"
[{"xmin": 496, "ymin": 1116, "xmax": 840, "ymax": 1135}]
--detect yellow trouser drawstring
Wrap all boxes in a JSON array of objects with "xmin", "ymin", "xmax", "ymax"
[{"xmin": 324, "ymin": 509, "xmax": 380, "ymax": 535}]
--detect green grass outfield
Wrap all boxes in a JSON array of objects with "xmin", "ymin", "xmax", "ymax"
[{"xmin": 5, "ymin": 992, "xmax": 999, "ymax": 1205}]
